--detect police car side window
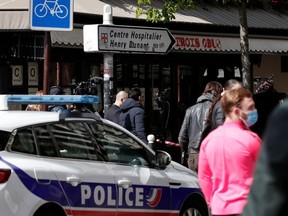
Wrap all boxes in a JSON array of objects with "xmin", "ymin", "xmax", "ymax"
[
  {"xmin": 10, "ymin": 128, "xmax": 37, "ymax": 155},
  {"xmin": 88, "ymin": 123, "xmax": 151, "ymax": 166},
  {"xmin": 49, "ymin": 122, "xmax": 99, "ymax": 161},
  {"xmin": 0, "ymin": 131, "xmax": 11, "ymax": 151},
  {"xmin": 34, "ymin": 125, "xmax": 58, "ymax": 157}
]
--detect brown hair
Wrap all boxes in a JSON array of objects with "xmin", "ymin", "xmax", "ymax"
[
  {"xmin": 221, "ymin": 87, "xmax": 252, "ymax": 115},
  {"xmin": 203, "ymin": 81, "xmax": 223, "ymax": 96}
]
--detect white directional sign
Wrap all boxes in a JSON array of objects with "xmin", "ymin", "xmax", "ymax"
[{"xmin": 83, "ymin": 24, "xmax": 176, "ymax": 54}]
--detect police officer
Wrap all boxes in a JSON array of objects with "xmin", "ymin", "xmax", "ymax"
[{"xmin": 48, "ymin": 86, "xmax": 67, "ymax": 112}]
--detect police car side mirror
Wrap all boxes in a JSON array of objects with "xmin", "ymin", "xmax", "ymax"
[{"xmin": 155, "ymin": 150, "xmax": 171, "ymax": 169}]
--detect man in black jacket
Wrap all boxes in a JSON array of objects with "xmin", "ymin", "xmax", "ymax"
[
  {"xmin": 178, "ymin": 81, "xmax": 222, "ymax": 172},
  {"xmin": 105, "ymin": 90, "xmax": 128, "ymax": 124},
  {"xmin": 119, "ymin": 88, "xmax": 146, "ymax": 143},
  {"xmin": 48, "ymin": 86, "xmax": 67, "ymax": 113}
]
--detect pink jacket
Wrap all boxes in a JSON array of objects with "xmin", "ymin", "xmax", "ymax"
[{"xmin": 198, "ymin": 121, "xmax": 261, "ymax": 215}]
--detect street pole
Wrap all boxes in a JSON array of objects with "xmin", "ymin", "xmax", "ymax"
[
  {"xmin": 43, "ymin": 31, "xmax": 50, "ymax": 111},
  {"xmin": 103, "ymin": 5, "xmax": 114, "ymax": 115}
]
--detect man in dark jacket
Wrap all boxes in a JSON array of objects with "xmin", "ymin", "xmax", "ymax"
[
  {"xmin": 178, "ymin": 81, "xmax": 222, "ymax": 172},
  {"xmin": 105, "ymin": 90, "xmax": 128, "ymax": 124},
  {"xmin": 119, "ymin": 88, "xmax": 146, "ymax": 143},
  {"xmin": 48, "ymin": 86, "xmax": 67, "ymax": 112}
]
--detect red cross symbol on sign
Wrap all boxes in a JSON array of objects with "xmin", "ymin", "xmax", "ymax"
[{"xmin": 101, "ymin": 33, "xmax": 108, "ymax": 43}]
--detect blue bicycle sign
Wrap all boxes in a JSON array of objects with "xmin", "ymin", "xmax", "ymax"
[
  {"xmin": 35, "ymin": 0, "xmax": 68, "ymax": 19},
  {"xmin": 30, "ymin": 0, "xmax": 73, "ymax": 31}
]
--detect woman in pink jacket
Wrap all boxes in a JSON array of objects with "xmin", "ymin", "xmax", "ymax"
[{"xmin": 198, "ymin": 87, "xmax": 262, "ymax": 216}]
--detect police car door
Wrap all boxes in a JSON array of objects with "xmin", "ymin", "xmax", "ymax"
[
  {"xmin": 34, "ymin": 122, "xmax": 117, "ymax": 216},
  {"xmin": 88, "ymin": 122, "xmax": 172, "ymax": 216}
]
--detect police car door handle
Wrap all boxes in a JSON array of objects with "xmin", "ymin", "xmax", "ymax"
[
  {"xmin": 118, "ymin": 179, "xmax": 132, "ymax": 189},
  {"xmin": 169, "ymin": 182, "xmax": 182, "ymax": 189},
  {"xmin": 66, "ymin": 176, "xmax": 81, "ymax": 187}
]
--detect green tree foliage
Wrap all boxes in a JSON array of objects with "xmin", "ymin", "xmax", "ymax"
[{"xmin": 137, "ymin": 0, "xmax": 198, "ymax": 22}]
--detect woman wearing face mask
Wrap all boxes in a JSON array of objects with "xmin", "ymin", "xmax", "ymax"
[{"xmin": 198, "ymin": 87, "xmax": 262, "ymax": 216}]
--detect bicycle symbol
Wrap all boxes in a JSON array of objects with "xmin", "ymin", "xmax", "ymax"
[{"xmin": 34, "ymin": 0, "xmax": 68, "ymax": 19}]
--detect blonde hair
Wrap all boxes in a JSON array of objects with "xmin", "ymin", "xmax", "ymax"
[
  {"xmin": 221, "ymin": 88, "xmax": 252, "ymax": 115},
  {"xmin": 25, "ymin": 90, "xmax": 43, "ymax": 111}
]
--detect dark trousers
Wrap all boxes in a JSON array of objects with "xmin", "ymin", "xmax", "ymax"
[{"xmin": 187, "ymin": 152, "xmax": 199, "ymax": 172}]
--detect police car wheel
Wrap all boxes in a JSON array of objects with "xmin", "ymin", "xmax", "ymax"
[
  {"xmin": 180, "ymin": 198, "xmax": 208, "ymax": 216},
  {"xmin": 34, "ymin": 204, "xmax": 66, "ymax": 216}
]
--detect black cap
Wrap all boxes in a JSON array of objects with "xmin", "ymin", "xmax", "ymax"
[{"xmin": 49, "ymin": 86, "xmax": 65, "ymax": 95}]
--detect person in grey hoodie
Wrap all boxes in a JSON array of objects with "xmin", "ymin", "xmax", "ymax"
[
  {"xmin": 209, "ymin": 79, "xmax": 243, "ymax": 130},
  {"xmin": 119, "ymin": 88, "xmax": 147, "ymax": 143}
]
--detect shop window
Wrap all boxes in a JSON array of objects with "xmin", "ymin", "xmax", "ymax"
[
  {"xmin": 162, "ymin": 66, "xmax": 171, "ymax": 86},
  {"xmin": 152, "ymin": 88, "xmax": 160, "ymax": 110},
  {"xmin": 133, "ymin": 65, "xmax": 138, "ymax": 78},
  {"xmin": 13, "ymin": 33, "xmax": 44, "ymax": 60},
  {"xmin": 234, "ymin": 67, "xmax": 241, "ymax": 77},
  {"xmin": 203, "ymin": 67, "xmax": 219, "ymax": 79},
  {"xmin": 116, "ymin": 64, "xmax": 123, "ymax": 80},
  {"xmin": 139, "ymin": 65, "xmax": 145, "ymax": 80},
  {"xmin": 217, "ymin": 69, "xmax": 224, "ymax": 78},
  {"xmin": 204, "ymin": 66, "xmax": 241, "ymax": 78},
  {"xmin": 151, "ymin": 65, "xmax": 159, "ymax": 79},
  {"xmin": 281, "ymin": 56, "xmax": 288, "ymax": 72}
]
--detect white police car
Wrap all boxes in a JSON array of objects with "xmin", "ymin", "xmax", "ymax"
[{"xmin": 0, "ymin": 95, "xmax": 209, "ymax": 216}]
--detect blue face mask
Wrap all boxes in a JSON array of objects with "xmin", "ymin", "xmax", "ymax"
[{"xmin": 240, "ymin": 109, "xmax": 258, "ymax": 127}]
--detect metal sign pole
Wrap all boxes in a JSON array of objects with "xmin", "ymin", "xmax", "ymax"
[{"xmin": 103, "ymin": 5, "xmax": 114, "ymax": 115}]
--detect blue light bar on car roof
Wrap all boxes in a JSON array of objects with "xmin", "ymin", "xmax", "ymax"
[{"xmin": 6, "ymin": 95, "xmax": 99, "ymax": 105}]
